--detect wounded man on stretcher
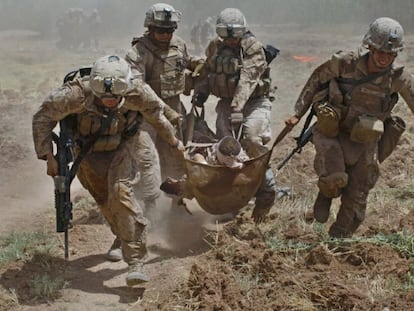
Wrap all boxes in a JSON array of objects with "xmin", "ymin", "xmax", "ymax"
[
  {"xmin": 161, "ymin": 136, "xmax": 249, "ymax": 197},
  {"xmin": 160, "ymin": 134, "xmax": 291, "ymax": 222}
]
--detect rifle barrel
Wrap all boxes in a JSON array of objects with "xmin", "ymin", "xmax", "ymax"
[
  {"xmin": 277, "ymin": 147, "xmax": 299, "ymax": 170},
  {"xmin": 271, "ymin": 125, "xmax": 292, "ymax": 150}
]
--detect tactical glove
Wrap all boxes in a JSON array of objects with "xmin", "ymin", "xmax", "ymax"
[{"xmin": 192, "ymin": 93, "xmax": 208, "ymax": 108}]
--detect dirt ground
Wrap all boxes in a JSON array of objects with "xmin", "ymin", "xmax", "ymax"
[{"xmin": 1, "ymin": 25, "xmax": 414, "ymax": 310}]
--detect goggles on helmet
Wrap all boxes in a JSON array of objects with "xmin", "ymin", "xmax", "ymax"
[
  {"xmin": 90, "ymin": 76, "xmax": 129, "ymax": 98},
  {"xmin": 153, "ymin": 8, "xmax": 181, "ymax": 24},
  {"xmin": 216, "ymin": 25, "xmax": 245, "ymax": 38}
]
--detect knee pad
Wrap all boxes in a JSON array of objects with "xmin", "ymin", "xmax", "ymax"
[{"xmin": 318, "ymin": 172, "xmax": 348, "ymax": 198}]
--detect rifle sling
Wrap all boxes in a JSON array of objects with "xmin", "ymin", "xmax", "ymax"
[
  {"xmin": 336, "ymin": 68, "xmax": 391, "ymax": 86},
  {"xmin": 139, "ymin": 38, "xmax": 178, "ymax": 70},
  {"xmin": 298, "ymin": 107, "xmax": 315, "ymax": 145},
  {"xmin": 68, "ymin": 110, "xmax": 116, "ymax": 182}
]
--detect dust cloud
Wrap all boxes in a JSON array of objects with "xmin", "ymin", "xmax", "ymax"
[
  {"xmin": 145, "ymin": 195, "xmax": 221, "ymax": 258},
  {"xmin": 0, "ymin": 0, "xmax": 413, "ymax": 235},
  {"xmin": 0, "ymin": 1, "xmax": 413, "ymax": 40}
]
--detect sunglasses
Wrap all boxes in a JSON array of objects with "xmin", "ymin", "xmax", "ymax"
[{"xmin": 153, "ymin": 27, "xmax": 175, "ymax": 34}]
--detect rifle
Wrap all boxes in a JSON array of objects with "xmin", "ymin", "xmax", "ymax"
[
  {"xmin": 276, "ymin": 126, "xmax": 313, "ymax": 170},
  {"xmin": 277, "ymin": 109, "xmax": 315, "ymax": 170},
  {"xmin": 52, "ymin": 118, "xmax": 77, "ymax": 259},
  {"xmin": 51, "ymin": 110, "xmax": 115, "ymax": 259}
]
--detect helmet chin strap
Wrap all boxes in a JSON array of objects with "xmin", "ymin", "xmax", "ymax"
[{"xmin": 117, "ymin": 97, "xmax": 125, "ymax": 108}]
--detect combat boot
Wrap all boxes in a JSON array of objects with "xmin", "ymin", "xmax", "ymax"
[
  {"xmin": 252, "ymin": 190, "xmax": 276, "ymax": 224},
  {"xmin": 313, "ymin": 192, "xmax": 332, "ymax": 223},
  {"xmin": 106, "ymin": 237, "xmax": 122, "ymax": 262},
  {"xmin": 126, "ymin": 262, "xmax": 150, "ymax": 286},
  {"xmin": 160, "ymin": 177, "xmax": 183, "ymax": 196}
]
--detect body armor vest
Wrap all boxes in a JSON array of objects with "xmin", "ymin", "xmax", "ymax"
[
  {"xmin": 208, "ymin": 45, "xmax": 241, "ymax": 98},
  {"xmin": 76, "ymin": 105, "xmax": 142, "ymax": 152},
  {"xmin": 137, "ymin": 37, "xmax": 187, "ymax": 100},
  {"xmin": 208, "ymin": 41, "xmax": 270, "ymax": 99},
  {"xmin": 337, "ymin": 68, "xmax": 397, "ymax": 132}
]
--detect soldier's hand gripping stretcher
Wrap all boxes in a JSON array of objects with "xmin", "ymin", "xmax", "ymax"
[{"xmin": 278, "ymin": 108, "xmax": 315, "ymax": 170}]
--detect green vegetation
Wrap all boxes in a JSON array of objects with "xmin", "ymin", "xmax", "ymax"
[
  {"xmin": 0, "ymin": 231, "xmax": 67, "ymax": 303},
  {"xmin": 29, "ymin": 274, "xmax": 68, "ymax": 301},
  {"xmin": 0, "ymin": 231, "xmax": 59, "ymax": 268}
]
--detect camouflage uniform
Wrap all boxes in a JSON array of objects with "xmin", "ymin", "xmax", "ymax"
[
  {"xmin": 85, "ymin": 9, "xmax": 102, "ymax": 50},
  {"xmin": 294, "ymin": 48, "xmax": 414, "ymax": 237},
  {"xmin": 125, "ymin": 30, "xmax": 203, "ymax": 180},
  {"xmin": 32, "ymin": 76, "xmax": 178, "ymax": 266},
  {"xmin": 195, "ymin": 32, "xmax": 276, "ymax": 212}
]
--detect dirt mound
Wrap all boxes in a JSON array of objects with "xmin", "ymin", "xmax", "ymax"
[{"xmin": 157, "ymin": 212, "xmax": 414, "ymax": 310}]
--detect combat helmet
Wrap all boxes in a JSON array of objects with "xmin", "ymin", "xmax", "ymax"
[
  {"xmin": 144, "ymin": 3, "xmax": 182, "ymax": 29},
  {"xmin": 362, "ymin": 17, "xmax": 404, "ymax": 53},
  {"xmin": 216, "ymin": 8, "xmax": 247, "ymax": 39},
  {"xmin": 89, "ymin": 55, "xmax": 131, "ymax": 99}
]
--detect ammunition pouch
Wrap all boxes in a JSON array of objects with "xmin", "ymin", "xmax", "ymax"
[
  {"xmin": 92, "ymin": 135, "xmax": 122, "ymax": 152},
  {"xmin": 214, "ymin": 55, "xmax": 240, "ymax": 74},
  {"xmin": 350, "ymin": 115, "xmax": 384, "ymax": 144},
  {"xmin": 314, "ymin": 102, "xmax": 341, "ymax": 137},
  {"xmin": 378, "ymin": 116, "xmax": 405, "ymax": 163},
  {"xmin": 160, "ymin": 71, "xmax": 185, "ymax": 99},
  {"xmin": 312, "ymin": 79, "xmax": 344, "ymax": 137},
  {"xmin": 209, "ymin": 73, "xmax": 237, "ymax": 98}
]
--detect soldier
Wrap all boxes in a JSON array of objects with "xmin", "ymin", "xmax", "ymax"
[
  {"xmin": 56, "ymin": 9, "xmax": 76, "ymax": 49},
  {"xmin": 85, "ymin": 9, "xmax": 102, "ymax": 50},
  {"xmin": 190, "ymin": 19, "xmax": 203, "ymax": 54},
  {"xmin": 32, "ymin": 55, "xmax": 184, "ymax": 285},
  {"xmin": 200, "ymin": 16, "xmax": 215, "ymax": 50},
  {"xmin": 192, "ymin": 8, "xmax": 277, "ymax": 223},
  {"xmin": 69, "ymin": 8, "xmax": 85, "ymax": 49},
  {"xmin": 285, "ymin": 17, "xmax": 414, "ymax": 238},
  {"xmin": 125, "ymin": 3, "xmax": 204, "ymax": 184}
]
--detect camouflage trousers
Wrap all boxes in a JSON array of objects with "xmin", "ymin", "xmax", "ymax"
[
  {"xmin": 76, "ymin": 130, "xmax": 160, "ymax": 264},
  {"xmin": 141, "ymin": 96, "xmax": 185, "ymax": 181},
  {"xmin": 216, "ymin": 97, "xmax": 276, "ymax": 206},
  {"xmin": 313, "ymin": 128, "xmax": 380, "ymax": 237}
]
